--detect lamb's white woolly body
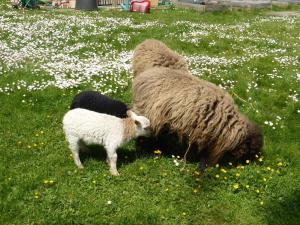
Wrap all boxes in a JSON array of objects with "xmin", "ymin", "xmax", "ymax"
[{"xmin": 63, "ymin": 108, "xmax": 150, "ymax": 176}]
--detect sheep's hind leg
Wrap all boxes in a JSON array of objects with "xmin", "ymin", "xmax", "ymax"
[
  {"xmin": 106, "ymin": 146, "xmax": 119, "ymax": 176},
  {"xmin": 68, "ymin": 136, "xmax": 84, "ymax": 169}
]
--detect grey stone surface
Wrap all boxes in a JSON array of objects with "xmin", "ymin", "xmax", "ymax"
[
  {"xmin": 175, "ymin": 0, "xmax": 298, "ymax": 11},
  {"xmin": 175, "ymin": 2, "xmax": 206, "ymax": 11},
  {"xmin": 272, "ymin": 0, "xmax": 300, "ymax": 3},
  {"xmin": 267, "ymin": 10, "xmax": 300, "ymax": 16},
  {"xmin": 231, "ymin": 0, "xmax": 271, "ymax": 8}
]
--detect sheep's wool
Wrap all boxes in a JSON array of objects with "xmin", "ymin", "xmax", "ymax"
[{"xmin": 132, "ymin": 40, "xmax": 263, "ymax": 165}]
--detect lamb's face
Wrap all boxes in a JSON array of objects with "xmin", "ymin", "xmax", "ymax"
[
  {"xmin": 127, "ymin": 110, "xmax": 151, "ymax": 137},
  {"xmin": 134, "ymin": 115, "xmax": 151, "ymax": 137}
]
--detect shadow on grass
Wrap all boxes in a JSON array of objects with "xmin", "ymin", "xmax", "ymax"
[
  {"xmin": 266, "ymin": 190, "xmax": 300, "ymax": 225},
  {"xmin": 79, "ymin": 143, "xmax": 153, "ymax": 168}
]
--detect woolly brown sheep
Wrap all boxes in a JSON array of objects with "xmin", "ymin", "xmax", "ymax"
[
  {"xmin": 132, "ymin": 39, "xmax": 189, "ymax": 77},
  {"xmin": 132, "ymin": 66, "xmax": 263, "ymax": 167}
]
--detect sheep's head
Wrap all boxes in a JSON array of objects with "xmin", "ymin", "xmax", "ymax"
[
  {"xmin": 219, "ymin": 122, "xmax": 263, "ymax": 165},
  {"xmin": 127, "ymin": 110, "xmax": 151, "ymax": 137}
]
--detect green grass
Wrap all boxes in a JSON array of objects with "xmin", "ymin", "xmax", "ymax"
[{"xmin": 0, "ymin": 4, "xmax": 300, "ymax": 225}]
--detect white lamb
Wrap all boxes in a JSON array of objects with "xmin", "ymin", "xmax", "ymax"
[{"xmin": 63, "ymin": 108, "xmax": 150, "ymax": 176}]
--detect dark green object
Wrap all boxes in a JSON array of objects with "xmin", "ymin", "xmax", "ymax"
[
  {"xmin": 21, "ymin": 0, "xmax": 37, "ymax": 8},
  {"xmin": 76, "ymin": 0, "xmax": 98, "ymax": 10}
]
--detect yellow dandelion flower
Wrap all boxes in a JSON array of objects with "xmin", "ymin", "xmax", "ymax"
[
  {"xmin": 43, "ymin": 180, "xmax": 49, "ymax": 184},
  {"xmin": 165, "ymin": 188, "xmax": 169, "ymax": 192},
  {"xmin": 49, "ymin": 180, "xmax": 54, "ymax": 184},
  {"xmin": 255, "ymin": 154, "xmax": 259, "ymax": 158},
  {"xmin": 228, "ymin": 162, "xmax": 233, "ymax": 166},
  {"xmin": 33, "ymin": 143, "xmax": 37, "ymax": 147},
  {"xmin": 34, "ymin": 195, "xmax": 39, "ymax": 199},
  {"xmin": 215, "ymin": 174, "xmax": 220, "ymax": 178},
  {"xmin": 260, "ymin": 201, "xmax": 264, "ymax": 205},
  {"xmin": 277, "ymin": 162, "xmax": 283, "ymax": 167},
  {"xmin": 35, "ymin": 134, "xmax": 39, "ymax": 137},
  {"xmin": 256, "ymin": 189, "xmax": 260, "ymax": 193},
  {"xmin": 92, "ymin": 180, "xmax": 96, "ymax": 184},
  {"xmin": 182, "ymin": 212, "xmax": 186, "ymax": 216},
  {"xmin": 233, "ymin": 183, "xmax": 239, "ymax": 189},
  {"xmin": 27, "ymin": 145, "xmax": 31, "ymax": 149},
  {"xmin": 224, "ymin": 176, "xmax": 227, "ymax": 180},
  {"xmin": 246, "ymin": 160, "xmax": 250, "ymax": 164},
  {"xmin": 139, "ymin": 166, "xmax": 144, "ymax": 170},
  {"xmin": 245, "ymin": 185, "xmax": 250, "ymax": 189},
  {"xmin": 258, "ymin": 157, "xmax": 263, "ymax": 162},
  {"xmin": 220, "ymin": 168, "xmax": 227, "ymax": 173},
  {"xmin": 236, "ymin": 173, "xmax": 240, "ymax": 177},
  {"xmin": 154, "ymin": 150, "xmax": 162, "ymax": 155},
  {"xmin": 40, "ymin": 131, "xmax": 44, "ymax": 134},
  {"xmin": 193, "ymin": 189, "xmax": 199, "ymax": 193},
  {"xmin": 17, "ymin": 141, "xmax": 22, "ymax": 144},
  {"xmin": 263, "ymin": 178, "xmax": 267, "ymax": 182},
  {"xmin": 267, "ymin": 167, "xmax": 271, "ymax": 171}
]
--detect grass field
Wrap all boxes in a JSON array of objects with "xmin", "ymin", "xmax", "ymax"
[{"xmin": 0, "ymin": 3, "xmax": 300, "ymax": 225}]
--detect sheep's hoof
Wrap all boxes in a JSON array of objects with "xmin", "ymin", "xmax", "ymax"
[{"xmin": 198, "ymin": 160, "xmax": 207, "ymax": 172}]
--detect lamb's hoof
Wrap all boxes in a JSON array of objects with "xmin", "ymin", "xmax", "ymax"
[
  {"xmin": 77, "ymin": 165, "xmax": 84, "ymax": 169},
  {"xmin": 110, "ymin": 171, "xmax": 119, "ymax": 176}
]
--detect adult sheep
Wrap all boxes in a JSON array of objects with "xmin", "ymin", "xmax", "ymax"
[{"xmin": 132, "ymin": 40, "xmax": 263, "ymax": 168}]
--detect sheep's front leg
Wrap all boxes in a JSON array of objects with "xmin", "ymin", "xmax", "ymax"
[{"xmin": 106, "ymin": 146, "xmax": 119, "ymax": 176}]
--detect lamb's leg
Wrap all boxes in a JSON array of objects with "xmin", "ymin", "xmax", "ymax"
[
  {"xmin": 67, "ymin": 136, "xmax": 84, "ymax": 169},
  {"xmin": 106, "ymin": 146, "xmax": 119, "ymax": 176}
]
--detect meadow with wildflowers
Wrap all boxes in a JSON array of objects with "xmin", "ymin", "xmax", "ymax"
[{"xmin": 0, "ymin": 3, "xmax": 300, "ymax": 225}]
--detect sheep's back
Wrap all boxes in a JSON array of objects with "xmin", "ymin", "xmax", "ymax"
[{"xmin": 132, "ymin": 39, "xmax": 188, "ymax": 77}]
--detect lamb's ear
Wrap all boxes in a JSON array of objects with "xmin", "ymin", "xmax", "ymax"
[
  {"xmin": 127, "ymin": 110, "xmax": 137, "ymax": 119},
  {"xmin": 134, "ymin": 119, "xmax": 142, "ymax": 127},
  {"xmin": 127, "ymin": 110, "xmax": 133, "ymax": 117}
]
